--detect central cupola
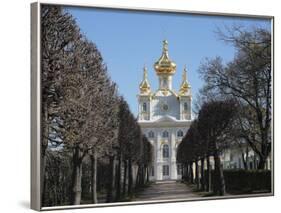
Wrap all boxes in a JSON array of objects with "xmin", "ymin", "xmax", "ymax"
[
  {"xmin": 154, "ymin": 40, "xmax": 176, "ymax": 90},
  {"xmin": 154, "ymin": 40, "xmax": 176, "ymax": 75}
]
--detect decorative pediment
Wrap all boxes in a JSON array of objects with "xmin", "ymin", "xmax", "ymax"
[
  {"xmin": 151, "ymin": 88, "xmax": 178, "ymax": 98},
  {"xmin": 155, "ymin": 115, "xmax": 177, "ymax": 123}
]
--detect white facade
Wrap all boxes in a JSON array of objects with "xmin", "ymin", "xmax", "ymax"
[
  {"xmin": 221, "ymin": 145, "xmax": 272, "ymax": 170},
  {"xmin": 137, "ymin": 40, "xmax": 192, "ymax": 181}
]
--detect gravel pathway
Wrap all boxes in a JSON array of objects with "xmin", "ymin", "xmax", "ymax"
[{"xmin": 133, "ymin": 181, "xmax": 200, "ymax": 201}]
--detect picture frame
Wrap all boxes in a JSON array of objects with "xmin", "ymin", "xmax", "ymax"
[{"xmin": 31, "ymin": 1, "xmax": 274, "ymax": 211}]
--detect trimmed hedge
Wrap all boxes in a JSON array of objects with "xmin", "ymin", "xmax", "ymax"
[{"xmin": 222, "ymin": 170, "xmax": 271, "ymax": 194}]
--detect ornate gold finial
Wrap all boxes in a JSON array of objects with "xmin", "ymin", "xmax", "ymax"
[
  {"xmin": 154, "ymin": 40, "xmax": 176, "ymax": 75},
  {"xmin": 139, "ymin": 66, "xmax": 151, "ymax": 94},
  {"xmin": 179, "ymin": 65, "xmax": 191, "ymax": 95},
  {"xmin": 182, "ymin": 65, "xmax": 187, "ymax": 81},
  {"xmin": 143, "ymin": 65, "xmax": 148, "ymax": 79},
  {"xmin": 163, "ymin": 40, "xmax": 168, "ymax": 53}
]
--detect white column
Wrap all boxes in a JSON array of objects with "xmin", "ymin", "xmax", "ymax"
[
  {"xmin": 156, "ymin": 130, "xmax": 162, "ymax": 180},
  {"xmin": 170, "ymin": 130, "xmax": 177, "ymax": 179},
  {"xmin": 188, "ymin": 97, "xmax": 192, "ymax": 120},
  {"xmin": 138, "ymin": 101, "xmax": 141, "ymax": 120},
  {"xmin": 148, "ymin": 100, "xmax": 151, "ymax": 120}
]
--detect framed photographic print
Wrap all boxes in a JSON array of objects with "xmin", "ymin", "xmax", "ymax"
[{"xmin": 31, "ymin": 1, "xmax": 274, "ymax": 211}]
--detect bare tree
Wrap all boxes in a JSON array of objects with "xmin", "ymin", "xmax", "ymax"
[
  {"xmin": 199, "ymin": 26, "xmax": 271, "ymax": 169},
  {"xmin": 199, "ymin": 100, "xmax": 237, "ymax": 195},
  {"xmin": 41, "ymin": 5, "xmax": 81, "ymax": 202},
  {"xmin": 178, "ymin": 100, "xmax": 236, "ymax": 195},
  {"xmin": 41, "ymin": 5, "xmax": 153, "ymax": 207}
]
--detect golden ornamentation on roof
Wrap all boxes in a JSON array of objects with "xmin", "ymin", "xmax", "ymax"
[
  {"xmin": 139, "ymin": 66, "xmax": 151, "ymax": 94},
  {"xmin": 179, "ymin": 65, "xmax": 191, "ymax": 95},
  {"xmin": 154, "ymin": 40, "xmax": 176, "ymax": 75}
]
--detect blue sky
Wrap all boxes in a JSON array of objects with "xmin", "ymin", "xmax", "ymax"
[{"xmin": 65, "ymin": 6, "xmax": 271, "ymax": 116}]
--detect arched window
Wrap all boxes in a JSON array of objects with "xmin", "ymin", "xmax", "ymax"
[
  {"xmin": 162, "ymin": 130, "xmax": 169, "ymax": 138},
  {"xmin": 142, "ymin": 102, "xmax": 147, "ymax": 112},
  {"xmin": 183, "ymin": 102, "xmax": 188, "ymax": 111},
  {"xmin": 163, "ymin": 144, "xmax": 169, "ymax": 158},
  {"xmin": 177, "ymin": 130, "xmax": 184, "ymax": 137},
  {"xmin": 148, "ymin": 131, "xmax": 154, "ymax": 138}
]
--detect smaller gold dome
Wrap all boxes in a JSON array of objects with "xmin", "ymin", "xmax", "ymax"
[
  {"xmin": 179, "ymin": 66, "xmax": 191, "ymax": 95},
  {"xmin": 139, "ymin": 66, "xmax": 151, "ymax": 94},
  {"xmin": 154, "ymin": 40, "xmax": 176, "ymax": 75}
]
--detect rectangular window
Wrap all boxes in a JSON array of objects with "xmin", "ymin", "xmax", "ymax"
[
  {"xmin": 142, "ymin": 102, "xmax": 147, "ymax": 112},
  {"xmin": 163, "ymin": 144, "xmax": 169, "ymax": 158},
  {"xmin": 148, "ymin": 131, "xmax": 154, "ymax": 138},
  {"xmin": 184, "ymin": 102, "xmax": 188, "ymax": 111}
]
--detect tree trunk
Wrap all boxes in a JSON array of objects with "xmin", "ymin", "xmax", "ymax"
[
  {"xmin": 128, "ymin": 158, "xmax": 133, "ymax": 196},
  {"xmin": 41, "ymin": 103, "xmax": 48, "ymax": 204},
  {"xmin": 135, "ymin": 165, "xmax": 140, "ymax": 188},
  {"xmin": 206, "ymin": 156, "xmax": 212, "ymax": 192},
  {"xmin": 242, "ymin": 145, "xmax": 249, "ymax": 170},
  {"xmin": 185, "ymin": 163, "xmax": 189, "ymax": 182},
  {"xmin": 200, "ymin": 158, "xmax": 205, "ymax": 191},
  {"xmin": 258, "ymin": 157, "xmax": 267, "ymax": 170},
  {"xmin": 146, "ymin": 166, "xmax": 150, "ymax": 183},
  {"xmin": 195, "ymin": 160, "xmax": 200, "ymax": 190},
  {"xmin": 90, "ymin": 150, "xmax": 98, "ymax": 204},
  {"xmin": 41, "ymin": 146, "xmax": 47, "ymax": 205},
  {"xmin": 141, "ymin": 165, "xmax": 144, "ymax": 185},
  {"xmin": 115, "ymin": 153, "xmax": 122, "ymax": 201},
  {"xmin": 136, "ymin": 164, "xmax": 144, "ymax": 187},
  {"xmin": 182, "ymin": 164, "xmax": 185, "ymax": 181},
  {"xmin": 189, "ymin": 162, "xmax": 194, "ymax": 184},
  {"xmin": 106, "ymin": 156, "xmax": 116, "ymax": 202},
  {"xmin": 71, "ymin": 146, "xmax": 83, "ymax": 205},
  {"xmin": 181, "ymin": 164, "xmax": 185, "ymax": 181},
  {"xmin": 122, "ymin": 160, "xmax": 127, "ymax": 196},
  {"xmin": 259, "ymin": 129, "xmax": 270, "ymax": 170},
  {"xmin": 140, "ymin": 165, "xmax": 144, "ymax": 186},
  {"xmin": 214, "ymin": 150, "xmax": 225, "ymax": 196}
]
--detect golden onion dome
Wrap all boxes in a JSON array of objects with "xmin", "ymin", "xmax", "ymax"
[
  {"xmin": 154, "ymin": 40, "xmax": 176, "ymax": 75},
  {"xmin": 179, "ymin": 65, "xmax": 191, "ymax": 94},
  {"xmin": 139, "ymin": 66, "xmax": 151, "ymax": 94}
]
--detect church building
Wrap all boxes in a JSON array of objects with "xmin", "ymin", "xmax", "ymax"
[{"xmin": 137, "ymin": 40, "xmax": 192, "ymax": 181}]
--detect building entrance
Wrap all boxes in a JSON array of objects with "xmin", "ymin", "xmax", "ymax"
[{"xmin": 163, "ymin": 165, "xmax": 170, "ymax": 179}]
